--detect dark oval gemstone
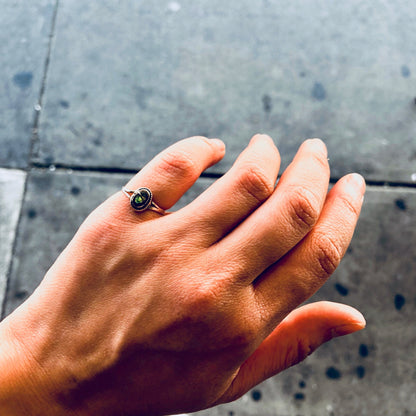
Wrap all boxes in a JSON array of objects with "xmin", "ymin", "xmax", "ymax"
[{"xmin": 130, "ymin": 187, "xmax": 152, "ymax": 211}]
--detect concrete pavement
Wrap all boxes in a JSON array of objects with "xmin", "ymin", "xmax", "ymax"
[{"xmin": 1, "ymin": 1, "xmax": 415, "ymax": 414}]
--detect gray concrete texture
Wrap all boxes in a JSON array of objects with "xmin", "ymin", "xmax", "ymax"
[
  {"xmin": 0, "ymin": 0, "xmax": 56, "ymax": 168},
  {"xmin": 34, "ymin": 0, "xmax": 416, "ymax": 182},
  {"xmin": 1, "ymin": 0, "xmax": 416, "ymax": 414}
]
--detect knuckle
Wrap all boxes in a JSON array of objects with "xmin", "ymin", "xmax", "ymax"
[
  {"xmin": 231, "ymin": 325, "xmax": 259, "ymax": 354},
  {"xmin": 240, "ymin": 164, "xmax": 274, "ymax": 204},
  {"xmin": 221, "ymin": 316, "xmax": 260, "ymax": 359},
  {"xmin": 313, "ymin": 232, "xmax": 343, "ymax": 277},
  {"xmin": 337, "ymin": 192, "xmax": 361, "ymax": 217},
  {"xmin": 285, "ymin": 185, "xmax": 321, "ymax": 229},
  {"xmin": 281, "ymin": 338, "xmax": 314, "ymax": 369},
  {"xmin": 293, "ymin": 338, "xmax": 315, "ymax": 365},
  {"xmin": 184, "ymin": 281, "xmax": 258, "ymax": 345},
  {"xmin": 78, "ymin": 209, "xmax": 120, "ymax": 245},
  {"xmin": 184, "ymin": 280, "xmax": 223, "ymax": 316},
  {"xmin": 156, "ymin": 149, "xmax": 198, "ymax": 180}
]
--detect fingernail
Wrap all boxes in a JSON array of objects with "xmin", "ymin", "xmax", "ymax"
[
  {"xmin": 209, "ymin": 138, "xmax": 226, "ymax": 152},
  {"xmin": 250, "ymin": 133, "xmax": 272, "ymax": 145},
  {"xmin": 349, "ymin": 173, "xmax": 365, "ymax": 189},
  {"xmin": 304, "ymin": 138, "xmax": 327, "ymax": 157},
  {"xmin": 331, "ymin": 308, "xmax": 366, "ymax": 337},
  {"xmin": 346, "ymin": 174, "xmax": 366, "ymax": 202},
  {"xmin": 332, "ymin": 321, "xmax": 366, "ymax": 337}
]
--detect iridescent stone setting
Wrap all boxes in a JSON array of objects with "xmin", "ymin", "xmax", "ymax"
[{"xmin": 130, "ymin": 187, "xmax": 152, "ymax": 211}]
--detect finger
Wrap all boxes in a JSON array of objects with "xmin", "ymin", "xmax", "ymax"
[
  {"xmin": 180, "ymin": 134, "xmax": 280, "ymax": 245},
  {"xmin": 125, "ymin": 136, "xmax": 225, "ymax": 209},
  {"xmin": 255, "ymin": 173, "xmax": 366, "ymax": 321},
  {"xmin": 99, "ymin": 137, "xmax": 225, "ymax": 223},
  {"xmin": 212, "ymin": 139, "xmax": 330, "ymax": 282},
  {"xmin": 217, "ymin": 302, "xmax": 365, "ymax": 404}
]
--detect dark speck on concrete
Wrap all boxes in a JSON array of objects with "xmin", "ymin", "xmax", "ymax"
[
  {"xmin": 262, "ymin": 94, "xmax": 272, "ymax": 113},
  {"xmin": 70, "ymin": 186, "xmax": 81, "ymax": 196},
  {"xmin": 326, "ymin": 366, "xmax": 342, "ymax": 379},
  {"xmin": 12, "ymin": 71, "xmax": 33, "ymax": 89},
  {"xmin": 251, "ymin": 389, "xmax": 262, "ymax": 402},
  {"xmin": 299, "ymin": 380, "xmax": 306, "ymax": 389},
  {"xmin": 335, "ymin": 283, "xmax": 349, "ymax": 296},
  {"xmin": 59, "ymin": 100, "xmax": 70, "ymax": 109},
  {"xmin": 294, "ymin": 392, "xmax": 305, "ymax": 400},
  {"xmin": 311, "ymin": 82, "xmax": 326, "ymax": 100},
  {"xmin": 15, "ymin": 290, "xmax": 28, "ymax": 300},
  {"xmin": 228, "ymin": 412, "xmax": 234, "ymax": 416},
  {"xmin": 27, "ymin": 208, "xmax": 37, "ymax": 219},
  {"xmin": 359, "ymin": 344, "xmax": 369, "ymax": 357},
  {"xmin": 394, "ymin": 294, "xmax": 406, "ymax": 311},
  {"xmin": 356, "ymin": 365, "xmax": 366, "ymax": 379},
  {"xmin": 401, "ymin": 65, "xmax": 411, "ymax": 78},
  {"xmin": 134, "ymin": 86, "xmax": 152, "ymax": 110},
  {"xmin": 395, "ymin": 198, "xmax": 407, "ymax": 211}
]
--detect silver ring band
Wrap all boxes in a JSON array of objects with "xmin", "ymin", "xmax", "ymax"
[{"xmin": 122, "ymin": 186, "xmax": 165, "ymax": 214}]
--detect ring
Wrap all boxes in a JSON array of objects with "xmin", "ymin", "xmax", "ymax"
[{"xmin": 122, "ymin": 187, "xmax": 165, "ymax": 214}]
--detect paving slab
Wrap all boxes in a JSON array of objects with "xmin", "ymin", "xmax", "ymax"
[
  {"xmin": 0, "ymin": 0, "xmax": 56, "ymax": 168},
  {"xmin": 0, "ymin": 169, "xmax": 26, "ymax": 313},
  {"xmin": 3, "ymin": 170, "xmax": 416, "ymax": 414},
  {"xmin": 36, "ymin": 0, "xmax": 416, "ymax": 182}
]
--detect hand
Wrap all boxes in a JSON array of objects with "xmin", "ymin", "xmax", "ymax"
[{"xmin": 0, "ymin": 135, "xmax": 366, "ymax": 416}]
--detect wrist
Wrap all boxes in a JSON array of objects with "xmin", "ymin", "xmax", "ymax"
[{"xmin": 0, "ymin": 314, "xmax": 64, "ymax": 416}]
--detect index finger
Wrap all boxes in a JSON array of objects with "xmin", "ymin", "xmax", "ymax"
[{"xmin": 94, "ymin": 137, "xmax": 225, "ymax": 224}]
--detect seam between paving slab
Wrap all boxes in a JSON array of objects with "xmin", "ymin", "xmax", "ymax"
[
  {"xmin": 1, "ymin": 0, "xmax": 60, "ymax": 318},
  {"xmin": 14, "ymin": 164, "xmax": 416, "ymax": 189},
  {"xmin": 31, "ymin": 0, "xmax": 60, "ymax": 166}
]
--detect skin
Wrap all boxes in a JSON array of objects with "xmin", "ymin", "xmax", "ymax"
[{"xmin": 0, "ymin": 135, "xmax": 366, "ymax": 416}]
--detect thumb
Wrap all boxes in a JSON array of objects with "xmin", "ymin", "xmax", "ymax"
[{"xmin": 218, "ymin": 301, "xmax": 365, "ymax": 404}]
